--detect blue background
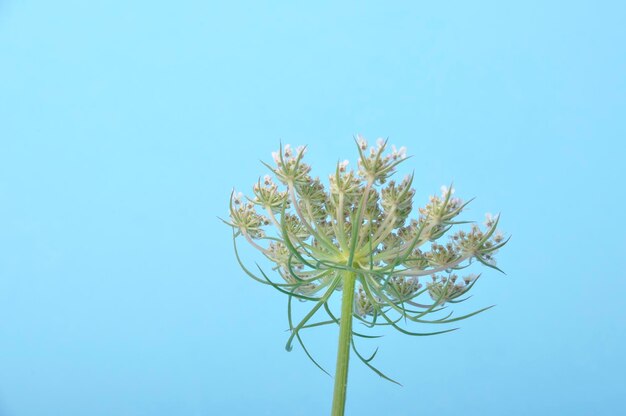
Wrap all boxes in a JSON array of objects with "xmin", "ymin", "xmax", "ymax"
[{"xmin": 1, "ymin": 1, "xmax": 625, "ymax": 415}]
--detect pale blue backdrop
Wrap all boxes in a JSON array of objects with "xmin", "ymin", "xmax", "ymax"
[{"xmin": 1, "ymin": 1, "xmax": 625, "ymax": 415}]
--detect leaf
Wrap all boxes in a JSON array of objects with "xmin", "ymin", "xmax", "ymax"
[
  {"xmin": 256, "ymin": 264, "xmax": 322, "ymax": 302},
  {"xmin": 321, "ymin": 302, "xmax": 382, "ymax": 339},
  {"xmin": 351, "ymin": 336, "xmax": 402, "ymax": 386},
  {"xmin": 286, "ymin": 296, "xmax": 331, "ymax": 376},
  {"xmin": 475, "ymin": 255, "xmax": 507, "ymax": 274},
  {"xmin": 285, "ymin": 277, "xmax": 340, "ymax": 352}
]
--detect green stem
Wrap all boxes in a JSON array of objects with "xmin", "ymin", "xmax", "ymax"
[{"xmin": 331, "ymin": 272, "xmax": 356, "ymax": 416}]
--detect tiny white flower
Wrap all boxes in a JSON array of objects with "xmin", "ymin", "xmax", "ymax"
[
  {"xmin": 357, "ymin": 134, "xmax": 367, "ymax": 150},
  {"xmin": 484, "ymin": 212, "xmax": 496, "ymax": 227},
  {"xmin": 296, "ymin": 145, "xmax": 306, "ymax": 156},
  {"xmin": 391, "ymin": 145, "xmax": 407, "ymax": 160},
  {"xmin": 264, "ymin": 175, "xmax": 272, "ymax": 185},
  {"xmin": 284, "ymin": 144, "xmax": 292, "ymax": 158},
  {"xmin": 441, "ymin": 185, "xmax": 455, "ymax": 197},
  {"xmin": 339, "ymin": 159, "xmax": 349, "ymax": 172},
  {"xmin": 271, "ymin": 151, "xmax": 280, "ymax": 164},
  {"xmin": 464, "ymin": 273, "xmax": 478, "ymax": 284},
  {"xmin": 376, "ymin": 138, "xmax": 385, "ymax": 149}
]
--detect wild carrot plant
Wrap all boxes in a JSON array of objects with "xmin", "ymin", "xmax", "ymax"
[{"xmin": 223, "ymin": 137, "xmax": 508, "ymax": 415}]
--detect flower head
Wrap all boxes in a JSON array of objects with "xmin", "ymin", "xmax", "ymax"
[{"xmin": 225, "ymin": 136, "xmax": 508, "ymax": 380}]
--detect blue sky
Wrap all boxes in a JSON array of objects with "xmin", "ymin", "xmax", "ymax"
[{"xmin": 1, "ymin": 1, "xmax": 625, "ymax": 415}]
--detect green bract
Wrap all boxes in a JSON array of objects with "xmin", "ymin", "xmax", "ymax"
[{"xmin": 224, "ymin": 137, "xmax": 508, "ymax": 414}]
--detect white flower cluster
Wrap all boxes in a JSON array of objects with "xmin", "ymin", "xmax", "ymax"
[{"xmin": 225, "ymin": 136, "xmax": 508, "ymax": 371}]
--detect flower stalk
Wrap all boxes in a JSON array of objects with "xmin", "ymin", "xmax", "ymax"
[{"xmin": 331, "ymin": 271, "xmax": 356, "ymax": 416}]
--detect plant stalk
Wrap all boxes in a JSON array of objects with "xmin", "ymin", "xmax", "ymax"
[{"xmin": 331, "ymin": 271, "xmax": 356, "ymax": 416}]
